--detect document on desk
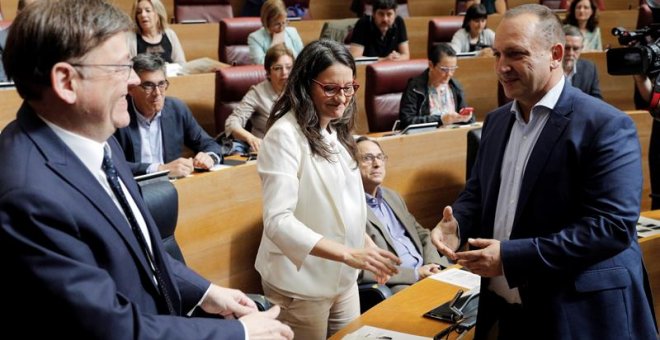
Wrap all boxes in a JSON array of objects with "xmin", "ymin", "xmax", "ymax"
[
  {"xmin": 429, "ymin": 268, "xmax": 481, "ymax": 290},
  {"xmin": 342, "ymin": 325, "xmax": 431, "ymax": 340},
  {"xmin": 637, "ymin": 216, "xmax": 660, "ymax": 238}
]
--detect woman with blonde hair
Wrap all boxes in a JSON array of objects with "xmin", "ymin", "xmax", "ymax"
[
  {"xmin": 129, "ymin": 0, "xmax": 186, "ymax": 64},
  {"xmin": 248, "ymin": 0, "xmax": 303, "ymax": 65}
]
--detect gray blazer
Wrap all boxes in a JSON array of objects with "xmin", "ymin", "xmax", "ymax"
[{"xmin": 361, "ymin": 187, "xmax": 444, "ymax": 289}]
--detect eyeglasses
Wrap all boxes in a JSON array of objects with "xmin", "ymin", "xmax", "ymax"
[
  {"xmin": 436, "ymin": 65, "xmax": 459, "ymax": 73},
  {"xmin": 312, "ymin": 79, "xmax": 360, "ymax": 97},
  {"xmin": 271, "ymin": 64, "xmax": 293, "ymax": 73},
  {"xmin": 70, "ymin": 63, "xmax": 134, "ymax": 81},
  {"xmin": 360, "ymin": 153, "xmax": 388, "ymax": 164},
  {"xmin": 138, "ymin": 80, "xmax": 169, "ymax": 95}
]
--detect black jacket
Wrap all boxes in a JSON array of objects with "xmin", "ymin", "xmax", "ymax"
[{"xmin": 399, "ymin": 69, "xmax": 471, "ymax": 129}]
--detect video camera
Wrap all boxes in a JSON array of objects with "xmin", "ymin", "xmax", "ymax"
[{"xmin": 607, "ymin": 24, "xmax": 660, "ymax": 76}]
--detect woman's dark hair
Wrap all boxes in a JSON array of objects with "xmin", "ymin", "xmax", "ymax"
[
  {"xmin": 428, "ymin": 43, "xmax": 456, "ymax": 66},
  {"xmin": 267, "ymin": 40, "xmax": 358, "ymax": 163},
  {"xmin": 462, "ymin": 4, "xmax": 488, "ymax": 31},
  {"xmin": 563, "ymin": 0, "xmax": 599, "ymax": 32}
]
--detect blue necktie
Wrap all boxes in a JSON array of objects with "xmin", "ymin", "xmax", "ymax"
[{"xmin": 102, "ymin": 148, "xmax": 176, "ymax": 315}]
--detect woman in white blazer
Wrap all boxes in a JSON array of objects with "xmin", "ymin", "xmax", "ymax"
[{"xmin": 256, "ymin": 40, "xmax": 400, "ymax": 339}]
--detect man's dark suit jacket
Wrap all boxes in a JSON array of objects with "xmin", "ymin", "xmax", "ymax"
[
  {"xmin": 114, "ymin": 96, "xmax": 222, "ymax": 175},
  {"xmin": 0, "ymin": 103, "xmax": 243, "ymax": 338},
  {"xmin": 453, "ymin": 82, "xmax": 657, "ymax": 339},
  {"xmin": 571, "ymin": 58, "xmax": 602, "ymax": 99},
  {"xmin": 360, "ymin": 187, "xmax": 443, "ymax": 292}
]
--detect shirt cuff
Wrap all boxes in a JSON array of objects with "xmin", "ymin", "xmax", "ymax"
[
  {"xmin": 146, "ymin": 163, "xmax": 161, "ymax": 174},
  {"xmin": 186, "ymin": 285, "xmax": 211, "ymax": 317},
  {"xmin": 239, "ymin": 320, "xmax": 250, "ymax": 340},
  {"xmin": 208, "ymin": 152, "xmax": 221, "ymax": 165}
]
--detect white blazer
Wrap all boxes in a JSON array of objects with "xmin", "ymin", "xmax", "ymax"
[{"xmin": 256, "ymin": 112, "xmax": 366, "ymax": 299}]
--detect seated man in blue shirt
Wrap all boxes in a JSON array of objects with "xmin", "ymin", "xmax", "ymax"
[
  {"xmin": 357, "ymin": 136, "xmax": 445, "ymax": 293},
  {"xmin": 349, "ymin": 0, "xmax": 410, "ymax": 61},
  {"xmin": 114, "ymin": 53, "xmax": 222, "ymax": 177}
]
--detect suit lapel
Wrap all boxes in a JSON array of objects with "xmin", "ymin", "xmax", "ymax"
[
  {"xmin": 366, "ymin": 206, "xmax": 397, "ymax": 251},
  {"xmin": 19, "ymin": 105, "xmax": 161, "ymax": 294},
  {"xmin": 482, "ymin": 110, "xmax": 516, "ymax": 237},
  {"xmin": 127, "ymin": 102, "xmax": 143, "ymax": 162},
  {"xmin": 310, "ymin": 152, "xmax": 349, "ymax": 231},
  {"xmin": 512, "ymin": 84, "xmax": 572, "ymax": 232},
  {"xmin": 160, "ymin": 99, "xmax": 175, "ymax": 163},
  {"xmin": 382, "ymin": 189, "xmax": 423, "ymax": 252}
]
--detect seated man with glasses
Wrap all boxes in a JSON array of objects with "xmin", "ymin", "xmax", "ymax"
[
  {"xmin": 562, "ymin": 25, "xmax": 602, "ymax": 99},
  {"xmin": 356, "ymin": 136, "xmax": 447, "ymax": 293},
  {"xmin": 114, "ymin": 53, "xmax": 222, "ymax": 177},
  {"xmin": 399, "ymin": 43, "xmax": 474, "ymax": 129}
]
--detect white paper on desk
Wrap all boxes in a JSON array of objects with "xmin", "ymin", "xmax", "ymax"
[
  {"xmin": 429, "ymin": 268, "xmax": 481, "ymax": 290},
  {"xmin": 208, "ymin": 164, "xmax": 232, "ymax": 171},
  {"xmin": 342, "ymin": 325, "xmax": 431, "ymax": 340},
  {"xmin": 637, "ymin": 216, "xmax": 660, "ymax": 238}
]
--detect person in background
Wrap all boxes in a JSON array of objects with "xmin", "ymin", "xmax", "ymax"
[
  {"xmin": 465, "ymin": 0, "xmax": 506, "ymax": 14},
  {"xmin": 0, "ymin": 0, "xmax": 37, "ymax": 82},
  {"xmin": 248, "ymin": 0, "xmax": 303, "ymax": 65},
  {"xmin": 562, "ymin": 25, "xmax": 602, "ymax": 98},
  {"xmin": 399, "ymin": 43, "xmax": 473, "ymax": 129},
  {"xmin": 563, "ymin": 0, "xmax": 602, "ymax": 51},
  {"xmin": 450, "ymin": 4, "xmax": 495, "ymax": 57},
  {"xmin": 431, "ymin": 5, "xmax": 656, "ymax": 339},
  {"xmin": 256, "ymin": 40, "xmax": 400, "ymax": 339},
  {"xmin": 129, "ymin": 0, "xmax": 186, "ymax": 64},
  {"xmin": 350, "ymin": 0, "xmax": 410, "ymax": 61},
  {"xmin": 356, "ymin": 137, "xmax": 445, "ymax": 293},
  {"xmin": 114, "ymin": 53, "xmax": 222, "ymax": 177},
  {"xmin": 225, "ymin": 44, "xmax": 293, "ymax": 155},
  {"xmin": 0, "ymin": 1, "xmax": 293, "ymax": 338},
  {"xmin": 560, "ymin": 0, "xmax": 605, "ymax": 10}
]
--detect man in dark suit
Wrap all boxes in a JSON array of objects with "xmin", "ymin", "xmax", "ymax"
[
  {"xmin": 562, "ymin": 24, "xmax": 602, "ymax": 99},
  {"xmin": 114, "ymin": 53, "xmax": 222, "ymax": 177},
  {"xmin": 356, "ymin": 137, "xmax": 444, "ymax": 293},
  {"xmin": 0, "ymin": 1, "xmax": 292, "ymax": 339},
  {"xmin": 432, "ymin": 5, "xmax": 656, "ymax": 339}
]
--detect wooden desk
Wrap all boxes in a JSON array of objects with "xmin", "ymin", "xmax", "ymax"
[{"xmin": 329, "ymin": 276, "xmax": 471, "ymax": 340}]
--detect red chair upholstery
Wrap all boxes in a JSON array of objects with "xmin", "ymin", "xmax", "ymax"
[
  {"xmin": 214, "ymin": 65, "xmax": 267, "ymax": 134},
  {"xmin": 427, "ymin": 16, "xmax": 464, "ymax": 57},
  {"xmin": 540, "ymin": 0, "xmax": 562, "ymax": 10},
  {"xmin": 365, "ymin": 59, "xmax": 428, "ymax": 132},
  {"xmin": 174, "ymin": 0, "xmax": 233, "ymax": 23},
  {"xmin": 219, "ymin": 17, "xmax": 262, "ymax": 66}
]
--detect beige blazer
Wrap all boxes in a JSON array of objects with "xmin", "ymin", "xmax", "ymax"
[
  {"xmin": 256, "ymin": 112, "xmax": 366, "ymax": 299},
  {"xmin": 360, "ymin": 187, "xmax": 444, "ymax": 287}
]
